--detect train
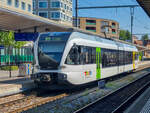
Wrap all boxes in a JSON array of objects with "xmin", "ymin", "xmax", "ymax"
[{"xmin": 31, "ymin": 31, "xmax": 139, "ymax": 89}]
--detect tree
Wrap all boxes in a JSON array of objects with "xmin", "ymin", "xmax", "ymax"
[
  {"xmin": 0, "ymin": 31, "xmax": 27, "ymax": 77},
  {"xmin": 141, "ymin": 34, "xmax": 149, "ymax": 46},
  {"xmin": 119, "ymin": 30, "xmax": 131, "ymax": 41},
  {"xmin": 119, "ymin": 30, "xmax": 126, "ymax": 40},
  {"xmin": 126, "ymin": 30, "xmax": 131, "ymax": 41},
  {"xmin": 0, "ymin": 31, "xmax": 26, "ymax": 47}
]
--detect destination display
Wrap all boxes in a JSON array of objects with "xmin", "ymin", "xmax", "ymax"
[{"xmin": 44, "ymin": 37, "xmax": 62, "ymax": 41}]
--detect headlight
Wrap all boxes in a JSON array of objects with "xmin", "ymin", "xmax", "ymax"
[{"xmin": 58, "ymin": 73, "xmax": 67, "ymax": 80}]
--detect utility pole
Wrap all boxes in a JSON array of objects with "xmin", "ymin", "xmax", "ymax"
[
  {"xmin": 130, "ymin": 7, "xmax": 134, "ymax": 43},
  {"xmin": 75, "ymin": 0, "xmax": 78, "ymax": 27}
]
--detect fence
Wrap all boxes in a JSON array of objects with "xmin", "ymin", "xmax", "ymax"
[{"xmin": 0, "ymin": 46, "xmax": 33, "ymax": 66}]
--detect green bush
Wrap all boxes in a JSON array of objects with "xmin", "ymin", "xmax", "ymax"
[{"xmin": 0, "ymin": 66, "xmax": 18, "ymax": 71}]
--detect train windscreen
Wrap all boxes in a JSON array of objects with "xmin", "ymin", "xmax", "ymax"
[{"xmin": 38, "ymin": 32, "xmax": 71, "ymax": 69}]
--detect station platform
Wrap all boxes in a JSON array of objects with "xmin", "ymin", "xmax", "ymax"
[
  {"xmin": 138, "ymin": 60, "xmax": 150, "ymax": 67},
  {"xmin": 0, "ymin": 72, "xmax": 35, "ymax": 97},
  {"xmin": 124, "ymin": 86, "xmax": 150, "ymax": 113}
]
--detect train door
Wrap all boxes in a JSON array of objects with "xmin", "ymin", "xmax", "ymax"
[
  {"xmin": 133, "ymin": 51, "xmax": 135, "ymax": 70},
  {"xmin": 118, "ymin": 45, "xmax": 124, "ymax": 74},
  {"xmin": 96, "ymin": 47, "xmax": 101, "ymax": 79}
]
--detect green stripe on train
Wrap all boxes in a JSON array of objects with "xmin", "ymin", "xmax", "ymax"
[{"xmin": 96, "ymin": 47, "xmax": 101, "ymax": 79}]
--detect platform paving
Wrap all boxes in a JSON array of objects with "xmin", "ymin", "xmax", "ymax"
[
  {"xmin": 124, "ymin": 87, "xmax": 150, "ymax": 113},
  {"xmin": 0, "ymin": 70, "xmax": 35, "ymax": 97}
]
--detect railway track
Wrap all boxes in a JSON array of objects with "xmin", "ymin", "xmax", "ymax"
[
  {"xmin": 0, "ymin": 66, "xmax": 150, "ymax": 113},
  {"xmin": 74, "ymin": 72, "xmax": 150, "ymax": 113},
  {"xmin": 0, "ymin": 90, "xmax": 68, "ymax": 113}
]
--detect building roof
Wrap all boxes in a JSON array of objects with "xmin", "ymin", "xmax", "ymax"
[
  {"xmin": 73, "ymin": 16, "xmax": 119, "ymax": 23},
  {"xmin": 0, "ymin": 4, "xmax": 70, "ymax": 32},
  {"xmin": 136, "ymin": 0, "xmax": 150, "ymax": 17}
]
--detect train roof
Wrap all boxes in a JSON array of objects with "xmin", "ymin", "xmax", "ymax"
[
  {"xmin": 69, "ymin": 32, "xmax": 138, "ymax": 51},
  {"xmin": 39, "ymin": 31, "xmax": 138, "ymax": 51}
]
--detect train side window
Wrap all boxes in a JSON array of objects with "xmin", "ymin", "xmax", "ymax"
[
  {"xmin": 102, "ymin": 49, "xmax": 118, "ymax": 68},
  {"xmin": 65, "ymin": 45, "xmax": 80, "ymax": 65},
  {"xmin": 88, "ymin": 47, "xmax": 92, "ymax": 64},
  {"xmin": 102, "ymin": 48, "xmax": 108, "ymax": 67},
  {"xmin": 92, "ymin": 47, "xmax": 96, "ymax": 64}
]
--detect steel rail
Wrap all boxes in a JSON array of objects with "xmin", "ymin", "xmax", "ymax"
[
  {"xmin": 112, "ymin": 80, "xmax": 150, "ymax": 113},
  {"xmin": 74, "ymin": 72, "xmax": 150, "ymax": 113}
]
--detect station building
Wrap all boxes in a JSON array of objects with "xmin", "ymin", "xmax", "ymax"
[
  {"xmin": 33, "ymin": 0, "xmax": 73, "ymax": 26},
  {"xmin": 73, "ymin": 17, "xmax": 120, "ymax": 39},
  {"xmin": 133, "ymin": 36, "xmax": 143, "ymax": 46},
  {"xmin": 0, "ymin": 0, "xmax": 32, "ymax": 13},
  {"xmin": 144, "ymin": 40, "xmax": 150, "ymax": 58}
]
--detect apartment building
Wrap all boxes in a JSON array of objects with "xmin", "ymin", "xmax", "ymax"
[
  {"xmin": 144, "ymin": 40, "xmax": 150, "ymax": 58},
  {"xmin": 0, "ymin": 0, "xmax": 32, "ymax": 13},
  {"xmin": 73, "ymin": 17, "xmax": 119, "ymax": 38},
  {"xmin": 33, "ymin": 0, "xmax": 72, "ymax": 26}
]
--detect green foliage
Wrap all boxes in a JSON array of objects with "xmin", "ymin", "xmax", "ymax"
[
  {"xmin": 141, "ymin": 34, "xmax": 149, "ymax": 46},
  {"xmin": 126, "ymin": 30, "xmax": 131, "ymax": 40},
  {"xmin": 119, "ymin": 30, "xmax": 131, "ymax": 41},
  {"xmin": 0, "ymin": 31, "xmax": 26, "ymax": 48}
]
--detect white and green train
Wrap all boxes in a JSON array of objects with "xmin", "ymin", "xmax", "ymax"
[{"xmin": 31, "ymin": 31, "xmax": 139, "ymax": 89}]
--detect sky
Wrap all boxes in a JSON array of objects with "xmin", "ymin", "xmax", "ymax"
[{"xmin": 72, "ymin": 0, "xmax": 150, "ymax": 39}]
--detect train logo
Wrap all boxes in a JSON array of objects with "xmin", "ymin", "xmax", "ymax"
[{"xmin": 84, "ymin": 71, "xmax": 92, "ymax": 77}]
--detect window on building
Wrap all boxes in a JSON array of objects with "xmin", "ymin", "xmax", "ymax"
[
  {"xmin": 33, "ymin": 1, "xmax": 35, "ymax": 9},
  {"xmin": 51, "ymin": 1, "xmax": 60, "ymax": 8},
  {"xmin": 21, "ymin": 2, "xmax": 26, "ymax": 10},
  {"xmin": 64, "ymin": 4, "xmax": 67, "ymax": 9},
  {"xmin": 28, "ymin": 4, "xmax": 31, "ymax": 12},
  {"xmin": 86, "ymin": 20, "xmax": 96, "ymax": 25},
  {"xmin": 33, "ymin": 11, "xmax": 36, "ymax": 14},
  {"xmin": 112, "ymin": 22, "xmax": 116, "ymax": 28},
  {"xmin": 7, "ymin": 0, "xmax": 12, "ymax": 6},
  {"xmin": 112, "ymin": 29, "xmax": 116, "ymax": 34},
  {"xmin": 66, "ymin": 16, "xmax": 69, "ymax": 21},
  {"xmin": 67, "ymin": 6, "xmax": 69, "ymax": 11},
  {"xmin": 69, "ymin": 17, "xmax": 72, "ymax": 22},
  {"xmin": 38, "ymin": 12, "xmax": 48, "ymax": 18},
  {"xmin": 61, "ymin": 2, "xmax": 63, "ymax": 8},
  {"xmin": 51, "ymin": 12, "xmax": 60, "ymax": 19},
  {"xmin": 70, "ymin": 7, "xmax": 72, "ymax": 12},
  {"xmin": 15, "ymin": 0, "xmax": 19, "ymax": 8},
  {"xmin": 101, "ymin": 21, "xmax": 109, "ymax": 26},
  {"xmin": 86, "ymin": 27, "xmax": 96, "ymax": 32},
  {"xmin": 39, "ymin": 1, "xmax": 48, "ymax": 8}
]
